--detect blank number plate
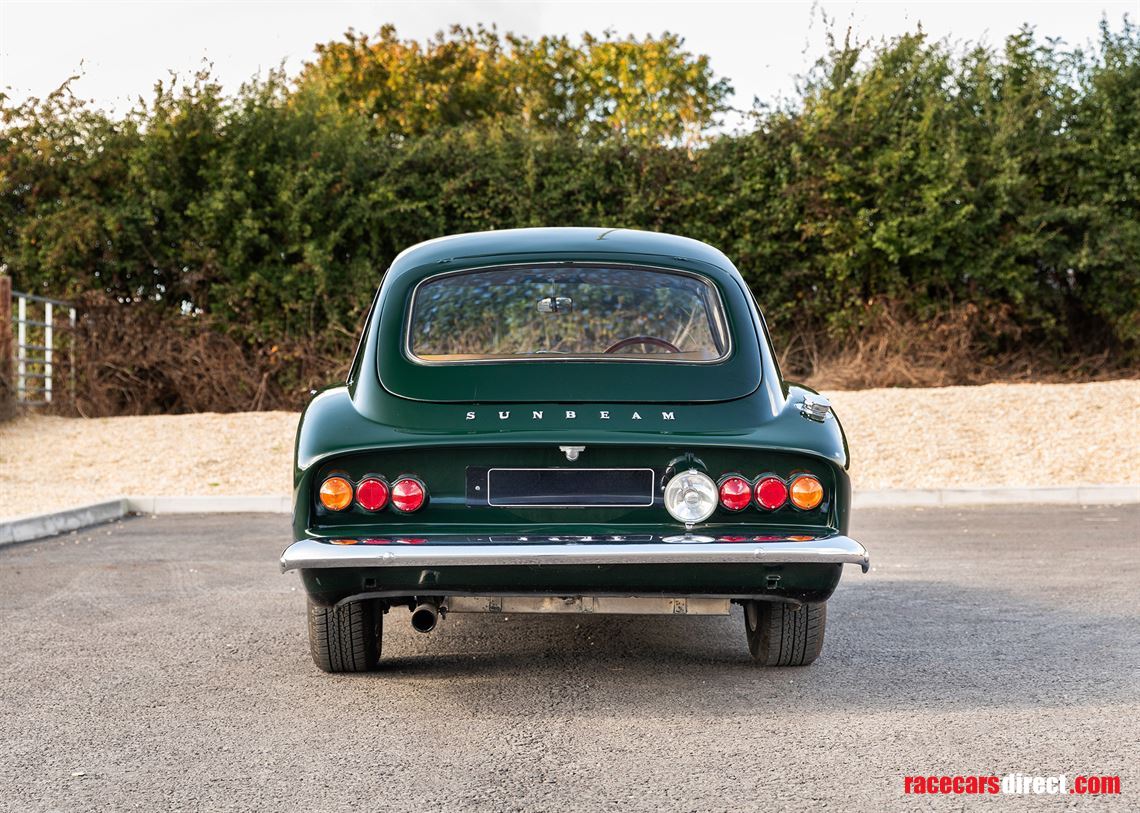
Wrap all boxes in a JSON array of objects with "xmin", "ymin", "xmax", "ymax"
[{"xmin": 476, "ymin": 468, "xmax": 655, "ymax": 507}]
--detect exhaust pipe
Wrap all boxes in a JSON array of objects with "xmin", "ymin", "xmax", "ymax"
[{"xmin": 410, "ymin": 602, "xmax": 439, "ymax": 633}]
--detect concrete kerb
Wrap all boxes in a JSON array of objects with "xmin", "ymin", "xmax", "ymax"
[{"xmin": 0, "ymin": 498, "xmax": 129, "ymax": 545}]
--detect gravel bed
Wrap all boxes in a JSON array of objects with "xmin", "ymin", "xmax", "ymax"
[{"xmin": 2, "ymin": 380, "xmax": 1136, "ymax": 520}]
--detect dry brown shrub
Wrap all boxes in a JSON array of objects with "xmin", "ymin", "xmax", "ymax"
[
  {"xmin": 778, "ymin": 301, "xmax": 1132, "ymax": 390},
  {"xmin": 67, "ymin": 295, "xmax": 348, "ymax": 416},
  {"xmin": 33, "ymin": 296, "xmax": 1137, "ymax": 417}
]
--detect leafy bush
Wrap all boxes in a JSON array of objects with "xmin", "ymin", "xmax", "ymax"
[{"xmin": 1, "ymin": 21, "xmax": 1136, "ymax": 412}]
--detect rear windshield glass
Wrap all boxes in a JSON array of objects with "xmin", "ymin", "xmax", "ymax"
[{"xmin": 407, "ymin": 265, "xmax": 729, "ymax": 362}]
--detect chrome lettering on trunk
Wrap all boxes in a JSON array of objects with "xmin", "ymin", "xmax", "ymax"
[{"xmin": 462, "ymin": 409, "xmax": 677, "ymax": 423}]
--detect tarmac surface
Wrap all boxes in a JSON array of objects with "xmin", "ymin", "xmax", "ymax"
[{"xmin": 1, "ymin": 505, "xmax": 1137, "ymax": 811}]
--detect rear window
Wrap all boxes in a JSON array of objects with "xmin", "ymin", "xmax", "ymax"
[{"xmin": 407, "ymin": 265, "xmax": 730, "ymax": 363}]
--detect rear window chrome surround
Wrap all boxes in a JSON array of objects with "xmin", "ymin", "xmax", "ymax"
[{"xmin": 402, "ymin": 261, "xmax": 733, "ymax": 366}]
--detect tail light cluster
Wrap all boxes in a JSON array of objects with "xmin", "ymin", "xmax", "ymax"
[
  {"xmin": 717, "ymin": 473, "xmax": 824, "ymax": 512},
  {"xmin": 663, "ymin": 469, "xmax": 827, "ymax": 524},
  {"xmin": 318, "ymin": 475, "xmax": 427, "ymax": 514}
]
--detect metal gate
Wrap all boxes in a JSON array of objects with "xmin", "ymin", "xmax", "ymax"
[{"xmin": 11, "ymin": 290, "xmax": 76, "ymax": 405}]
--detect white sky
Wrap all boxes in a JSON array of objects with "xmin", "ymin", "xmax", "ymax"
[{"xmin": 1, "ymin": 0, "xmax": 1135, "ymax": 118}]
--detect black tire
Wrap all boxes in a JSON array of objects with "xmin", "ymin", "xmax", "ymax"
[
  {"xmin": 307, "ymin": 598, "xmax": 382, "ymax": 673},
  {"xmin": 744, "ymin": 600, "xmax": 826, "ymax": 666}
]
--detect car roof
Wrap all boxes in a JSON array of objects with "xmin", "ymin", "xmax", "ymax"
[{"xmin": 386, "ymin": 227, "xmax": 740, "ymax": 282}]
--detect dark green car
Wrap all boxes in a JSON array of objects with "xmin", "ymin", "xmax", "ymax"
[{"xmin": 281, "ymin": 227, "xmax": 868, "ymax": 672}]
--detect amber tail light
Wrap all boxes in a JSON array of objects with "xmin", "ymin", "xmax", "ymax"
[
  {"xmin": 318, "ymin": 476, "xmax": 354, "ymax": 511},
  {"xmin": 789, "ymin": 475, "xmax": 824, "ymax": 510}
]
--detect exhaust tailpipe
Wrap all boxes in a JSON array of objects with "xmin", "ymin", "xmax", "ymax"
[{"xmin": 410, "ymin": 602, "xmax": 439, "ymax": 633}]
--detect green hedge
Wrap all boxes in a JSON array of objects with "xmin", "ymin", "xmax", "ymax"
[{"xmin": 2, "ymin": 21, "xmax": 1137, "ymax": 371}]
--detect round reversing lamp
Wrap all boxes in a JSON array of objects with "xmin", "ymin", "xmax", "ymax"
[{"xmin": 664, "ymin": 469, "xmax": 718, "ymax": 525}]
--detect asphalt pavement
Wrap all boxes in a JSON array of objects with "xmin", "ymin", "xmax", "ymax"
[{"xmin": 1, "ymin": 505, "xmax": 1137, "ymax": 811}]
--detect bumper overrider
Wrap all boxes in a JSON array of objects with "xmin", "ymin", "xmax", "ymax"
[{"xmin": 282, "ymin": 530, "xmax": 868, "ymax": 606}]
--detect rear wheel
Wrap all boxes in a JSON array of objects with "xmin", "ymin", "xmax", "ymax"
[
  {"xmin": 744, "ymin": 600, "xmax": 826, "ymax": 666},
  {"xmin": 307, "ymin": 598, "xmax": 383, "ymax": 673}
]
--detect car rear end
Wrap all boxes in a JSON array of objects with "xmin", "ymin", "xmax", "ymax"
[
  {"xmin": 284, "ymin": 440, "xmax": 865, "ymax": 608},
  {"xmin": 282, "ymin": 231, "xmax": 868, "ymax": 671}
]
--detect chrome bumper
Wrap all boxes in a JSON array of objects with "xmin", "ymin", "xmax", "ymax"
[{"xmin": 280, "ymin": 534, "xmax": 869, "ymax": 573}]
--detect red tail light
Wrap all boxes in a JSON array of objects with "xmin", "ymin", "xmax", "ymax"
[
  {"xmin": 755, "ymin": 476, "xmax": 788, "ymax": 510},
  {"xmin": 718, "ymin": 476, "xmax": 752, "ymax": 512},
  {"xmin": 391, "ymin": 478, "xmax": 426, "ymax": 513},
  {"xmin": 355, "ymin": 477, "xmax": 389, "ymax": 512}
]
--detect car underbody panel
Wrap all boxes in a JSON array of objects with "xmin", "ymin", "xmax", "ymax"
[{"xmin": 443, "ymin": 595, "xmax": 733, "ymax": 615}]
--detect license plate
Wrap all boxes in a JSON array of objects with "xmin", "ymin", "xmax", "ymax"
[{"xmin": 480, "ymin": 468, "xmax": 655, "ymax": 507}]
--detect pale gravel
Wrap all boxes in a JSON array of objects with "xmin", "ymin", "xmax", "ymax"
[{"xmin": 1, "ymin": 380, "xmax": 1137, "ymax": 520}]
